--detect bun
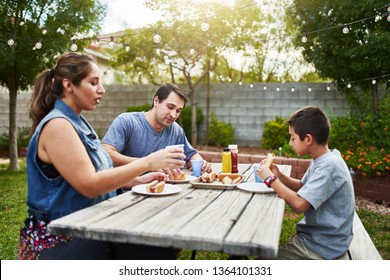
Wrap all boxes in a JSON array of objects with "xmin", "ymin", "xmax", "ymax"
[
  {"xmin": 201, "ymin": 171, "xmax": 217, "ymax": 183},
  {"xmin": 264, "ymin": 153, "xmax": 275, "ymax": 168},
  {"xmin": 176, "ymin": 173, "xmax": 186, "ymax": 180},
  {"xmin": 217, "ymin": 173, "xmax": 243, "ymax": 184},
  {"xmin": 146, "ymin": 180, "xmax": 165, "ymax": 193}
]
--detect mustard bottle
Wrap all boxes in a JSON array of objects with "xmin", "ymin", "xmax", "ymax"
[{"xmin": 222, "ymin": 148, "xmax": 232, "ymax": 173}]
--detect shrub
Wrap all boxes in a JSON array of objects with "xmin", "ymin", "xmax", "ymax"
[
  {"xmin": 207, "ymin": 112, "xmax": 235, "ymax": 147},
  {"xmin": 261, "ymin": 116, "xmax": 289, "ymax": 150},
  {"xmin": 0, "ymin": 127, "xmax": 30, "ymax": 150}
]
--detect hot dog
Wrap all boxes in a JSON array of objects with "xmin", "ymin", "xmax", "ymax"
[
  {"xmin": 201, "ymin": 171, "xmax": 217, "ymax": 183},
  {"xmin": 146, "ymin": 180, "xmax": 165, "ymax": 193},
  {"xmin": 264, "ymin": 153, "xmax": 275, "ymax": 168},
  {"xmin": 217, "ymin": 173, "xmax": 243, "ymax": 184}
]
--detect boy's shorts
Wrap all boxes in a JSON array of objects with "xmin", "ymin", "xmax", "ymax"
[{"xmin": 276, "ymin": 234, "xmax": 349, "ymax": 260}]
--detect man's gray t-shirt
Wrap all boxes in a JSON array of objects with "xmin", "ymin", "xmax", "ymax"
[
  {"xmin": 297, "ymin": 149, "xmax": 355, "ymax": 259},
  {"xmin": 101, "ymin": 112, "xmax": 197, "ymax": 162}
]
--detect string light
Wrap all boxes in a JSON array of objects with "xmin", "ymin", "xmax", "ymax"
[
  {"xmin": 263, "ymin": 85, "xmax": 267, "ymax": 90},
  {"xmin": 372, "ymin": 79, "xmax": 377, "ymax": 85},
  {"xmin": 70, "ymin": 39, "xmax": 78, "ymax": 51},
  {"xmin": 125, "ymin": 44, "xmax": 130, "ymax": 52},
  {"xmin": 301, "ymin": 34, "xmax": 307, "ymax": 43},
  {"xmin": 7, "ymin": 38, "xmax": 15, "ymax": 46},
  {"xmin": 342, "ymin": 25, "xmax": 350, "ymax": 34},
  {"xmin": 200, "ymin": 17, "xmax": 209, "ymax": 32},
  {"xmin": 308, "ymin": 87, "xmax": 312, "ymax": 92},
  {"xmin": 108, "ymin": 36, "xmax": 115, "ymax": 48},
  {"xmin": 34, "ymin": 38, "xmax": 42, "ymax": 50},
  {"xmin": 291, "ymin": 87, "xmax": 295, "ymax": 92},
  {"xmin": 153, "ymin": 31, "xmax": 161, "ymax": 43}
]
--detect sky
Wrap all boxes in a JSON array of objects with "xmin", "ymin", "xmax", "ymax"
[{"xmin": 100, "ymin": 0, "xmax": 159, "ymax": 34}]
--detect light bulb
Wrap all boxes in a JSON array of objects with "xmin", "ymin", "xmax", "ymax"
[
  {"xmin": 301, "ymin": 35, "xmax": 307, "ymax": 43},
  {"xmin": 238, "ymin": 81, "xmax": 242, "ymax": 86},
  {"xmin": 7, "ymin": 38, "xmax": 15, "ymax": 46},
  {"xmin": 372, "ymin": 79, "xmax": 376, "ymax": 85},
  {"xmin": 19, "ymin": 21, "xmax": 25, "ymax": 26},
  {"xmin": 189, "ymin": 48, "xmax": 195, "ymax": 55},
  {"xmin": 42, "ymin": 29, "xmax": 47, "ymax": 35},
  {"xmin": 263, "ymin": 86, "xmax": 267, "ymax": 90},
  {"xmin": 342, "ymin": 26, "xmax": 349, "ymax": 34},
  {"xmin": 125, "ymin": 45, "xmax": 130, "ymax": 52},
  {"xmin": 250, "ymin": 84, "xmax": 254, "ymax": 88},
  {"xmin": 347, "ymin": 83, "xmax": 351, "ymax": 88},
  {"xmin": 153, "ymin": 33, "xmax": 161, "ymax": 43},
  {"xmin": 327, "ymin": 85, "xmax": 331, "ymax": 91},
  {"xmin": 71, "ymin": 43, "xmax": 78, "ymax": 51},
  {"xmin": 35, "ymin": 40, "xmax": 42, "ymax": 49},
  {"xmin": 276, "ymin": 86, "xmax": 280, "ymax": 91},
  {"xmin": 200, "ymin": 22, "xmax": 209, "ymax": 32},
  {"xmin": 108, "ymin": 36, "xmax": 115, "ymax": 48},
  {"xmin": 291, "ymin": 87, "xmax": 295, "ymax": 92}
]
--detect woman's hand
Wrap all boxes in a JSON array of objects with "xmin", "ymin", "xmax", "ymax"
[{"xmin": 123, "ymin": 172, "xmax": 168, "ymax": 188}]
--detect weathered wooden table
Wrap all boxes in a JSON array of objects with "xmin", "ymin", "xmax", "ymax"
[{"xmin": 48, "ymin": 163, "xmax": 291, "ymax": 258}]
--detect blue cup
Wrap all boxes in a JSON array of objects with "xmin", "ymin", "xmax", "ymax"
[
  {"xmin": 191, "ymin": 159, "xmax": 203, "ymax": 177},
  {"xmin": 253, "ymin": 164, "xmax": 263, "ymax": 183}
]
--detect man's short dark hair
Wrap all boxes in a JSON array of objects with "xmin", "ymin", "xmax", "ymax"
[
  {"xmin": 151, "ymin": 83, "xmax": 188, "ymax": 108},
  {"xmin": 287, "ymin": 106, "xmax": 330, "ymax": 145}
]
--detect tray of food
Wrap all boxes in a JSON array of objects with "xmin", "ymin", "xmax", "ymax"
[{"xmin": 190, "ymin": 172, "xmax": 245, "ymax": 190}]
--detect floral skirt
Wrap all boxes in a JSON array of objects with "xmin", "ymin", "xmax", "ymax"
[{"xmin": 18, "ymin": 215, "xmax": 70, "ymax": 260}]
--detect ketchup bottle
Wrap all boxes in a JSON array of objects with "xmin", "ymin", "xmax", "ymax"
[{"xmin": 228, "ymin": 144, "xmax": 239, "ymax": 173}]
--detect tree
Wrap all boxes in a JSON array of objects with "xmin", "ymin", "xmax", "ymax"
[
  {"xmin": 287, "ymin": 0, "xmax": 390, "ymax": 116},
  {"xmin": 0, "ymin": 0, "xmax": 106, "ymax": 170},
  {"xmin": 111, "ymin": 0, "xmax": 311, "ymax": 145}
]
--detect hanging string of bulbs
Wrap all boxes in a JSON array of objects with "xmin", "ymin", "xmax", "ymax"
[{"xmin": 4, "ymin": 3, "xmax": 390, "ymax": 89}]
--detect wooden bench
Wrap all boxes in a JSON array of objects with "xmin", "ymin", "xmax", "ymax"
[{"xmin": 348, "ymin": 212, "xmax": 382, "ymax": 260}]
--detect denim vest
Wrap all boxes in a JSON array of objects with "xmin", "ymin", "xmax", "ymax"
[{"xmin": 26, "ymin": 99, "xmax": 116, "ymax": 221}]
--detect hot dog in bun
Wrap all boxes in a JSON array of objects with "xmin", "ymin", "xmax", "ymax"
[
  {"xmin": 146, "ymin": 180, "xmax": 165, "ymax": 193},
  {"xmin": 217, "ymin": 173, "xmax": 243, "ymax": 184},
  {"xmin": 264, "ymin": 153, "xmax": 275, "ymax": 168}
]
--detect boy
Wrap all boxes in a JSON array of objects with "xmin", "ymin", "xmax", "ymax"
[{"xmin": 257, "ymin": 106, "xmax": 355, "ymax": 259}]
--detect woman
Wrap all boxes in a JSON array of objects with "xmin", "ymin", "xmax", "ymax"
[{"xmin": 18, "ymin": 52, "xmax": 185, "ymax": 260}]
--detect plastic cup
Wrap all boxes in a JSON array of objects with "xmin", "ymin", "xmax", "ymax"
[
  {"xmin": 253, "ymin": 163, "xmax": 263, "ymax": 183},
  {"xmin": 191, "ymin": 159, "xmax": 204, "ymax": 177},
  {"xmin": 165, "ymin": 144, "xmax": 185, "ymax": 168}
]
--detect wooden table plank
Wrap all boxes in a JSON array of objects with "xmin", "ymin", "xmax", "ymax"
[{"xmin": 47, "ymin": 163, "xmax": 291, "ymax": 258}]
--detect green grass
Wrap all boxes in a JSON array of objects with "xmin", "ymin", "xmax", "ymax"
[{"xmin": 1, "ymin": 161, "xmax": 389, "ymax": 260}]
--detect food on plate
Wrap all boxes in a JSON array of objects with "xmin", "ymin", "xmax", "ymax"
[
  {"xmin": 217, "ymin": 173, "xmax": 243, "ymax": 184},
  {"xmin": 173, "ymin": 173, "xmax": 186, "ymax": 180},
  {"xmin": 264, "ymin": 153, "xmax": 275, "ymax": 168},
  {"xmin": 201, "ymin": 171, "xmax": 217, "ymax": 183},
  {"xmin": 146, "ymin": 180, "xmax": 165, "ymax": 193}
]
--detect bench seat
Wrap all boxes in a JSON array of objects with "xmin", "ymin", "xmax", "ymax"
[{"xmin": 348, "ymin": 212, "xmax": 382, "ymax": 260}]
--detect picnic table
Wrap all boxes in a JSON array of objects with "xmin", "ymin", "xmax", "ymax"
[{"xmin": 48, "ymin": 163, "xmax": 292, "ymax": 258}]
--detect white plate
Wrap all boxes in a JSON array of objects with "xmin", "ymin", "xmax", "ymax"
[
  {"xmin": 237, "ymin": 182, "xmax": 275, "ymax": 193},
  {"xmin": 167, "ymin": 175, "xmax": 198, "ymax": 184},
  {"xmin": 132, "ymin": 184, "xmax": 181, "ymax": 196}
]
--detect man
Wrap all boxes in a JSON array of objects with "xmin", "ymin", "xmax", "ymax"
[{"xmin": 102, "ymin": 83, "xmax": 212, "ymax": 179}]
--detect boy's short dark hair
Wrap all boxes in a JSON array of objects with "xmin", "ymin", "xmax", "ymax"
[
  {"xmin": 151, "ymin": 83, "xmax": 188, "ymax": 108},
  {"xmin": 287, "ymin": 106, "xmax": 330, "ymax": 145}
]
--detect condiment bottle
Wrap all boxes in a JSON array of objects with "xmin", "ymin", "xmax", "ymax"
[
  {"xmin": 222, "ymin": 148, "xmax": 232, "ymax": 173},
  {"xmin": 228, "ymin": 144, "xmax": 239, "ymax": 173}
]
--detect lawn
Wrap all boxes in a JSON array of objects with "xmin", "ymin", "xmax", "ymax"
[{"xmin": 1, "ymin": 161, "xmax": 389, "ymax": 260}]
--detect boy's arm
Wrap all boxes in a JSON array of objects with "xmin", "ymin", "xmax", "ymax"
[{"xmin": 259, "ymin": 164, "xmax": 311, "ymax": 213}]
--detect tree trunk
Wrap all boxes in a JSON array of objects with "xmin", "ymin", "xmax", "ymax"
[
  {"xmin": 8, "ymin": 84, "xmax": 20, "ymax": 171},
  {"xmin": 205, "ymin": 60, "xmax": 210, "ymax": 146},
  {"xmin": 190, "ymin": 91, "xmax": 197, "ymax": 146},
  {"xmin": 371, "ymin": 83, "xmax": 379, "ymax": 120}
]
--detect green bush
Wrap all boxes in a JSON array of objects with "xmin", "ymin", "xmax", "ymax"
[
  {"xmin": 261, "ymin": 116, "xmax": 289, "ymax": 150},
  {"xmin": 0, "ymin": 127, "xmax": 30, "ymax": 150},
  {"xmin": 126, "ymin": 103, "xmax": 204, "ymax": 144},
  {"xmin": 207, "ymin": 112, "xmax": 235, "ymax": 147}
]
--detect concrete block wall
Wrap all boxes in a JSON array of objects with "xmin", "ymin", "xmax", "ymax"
[{"xmin": 1, "ymin": 82, "xmax": 349, "ymax": 147}]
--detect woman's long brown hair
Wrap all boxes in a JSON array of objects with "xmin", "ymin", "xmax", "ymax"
[{"xmin": 28, "ymin": 52, "xmax": 96, "ymax": 137}]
